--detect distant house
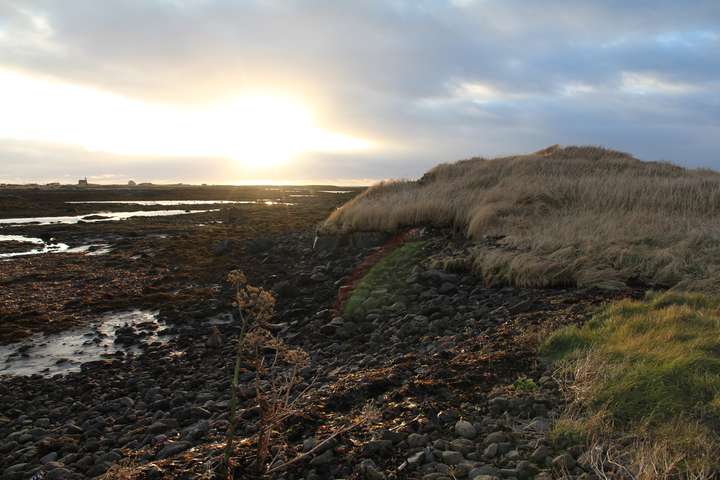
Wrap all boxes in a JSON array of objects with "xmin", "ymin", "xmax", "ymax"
[
  {"xmin": 128, "ymin": 180, "xmax": 137, "ymax": 186},
  {"xmin": 78, "ymin": 177, "xmax": 88, "ymax": 186}
]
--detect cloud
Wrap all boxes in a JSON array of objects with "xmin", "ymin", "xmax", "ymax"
[{"xmin": 0, "ymin": 0, "xmax": 719, "ymax": 183}]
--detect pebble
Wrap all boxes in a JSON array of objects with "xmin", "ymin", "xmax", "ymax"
[
  {"xmin": 454, "ymin": 420, "xmax": 477, "ymax": 439},
  {"xmin": 441, "ymin": 450, "xmax": 464, "ymax": 465},
  {"xmin": 483, "ymin": 431, "xmax": 508, "ymax": 444},
  {"xmin": 157, "ymin": 441, "xmax": 191, "ymax": 459}
]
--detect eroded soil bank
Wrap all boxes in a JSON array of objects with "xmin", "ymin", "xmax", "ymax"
[{"xmin": 0, "ymin": 186, "xmax": 638, "ymax": 480}]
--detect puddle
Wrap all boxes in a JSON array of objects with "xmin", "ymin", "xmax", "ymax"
[
  {"xmin": 0, "ymin": 209, "xmax": 218, "ymax": 226},
  {"xmin": 0, "ymin": 310, "xmax": 167, "ymax": 377},
  {"xmin": 0, "ymin": 234, "xmax": 113, "ymax": 258},
  {"xmin": 0, "ymin": 234, "xmax": 70, "ymax": 258},
  {"xmin": 206, "ymin": 312, "xmax": 235, "ymax": 325},
  {"xmin": 66, "ymin": 244, "xmax": 113, "ymax": 256},
  {"xmin": 319, "ymin": 190, "xmax": 352, "ymax": 194}
]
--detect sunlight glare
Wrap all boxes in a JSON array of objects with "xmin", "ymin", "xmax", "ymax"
[{"xmin": 0, "ymin": 69, "xmax": 373, "ymax": 168}]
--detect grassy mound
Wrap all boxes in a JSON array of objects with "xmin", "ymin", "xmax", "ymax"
[
  {"xmin": 321, "ymin": 145, "xmax": 720, "ymax": 291},
  {"xmin": 541, "ymin": 291, "xmax": 720, "ymax": 477}
]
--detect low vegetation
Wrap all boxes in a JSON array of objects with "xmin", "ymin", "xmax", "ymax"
[
  {"xmin": 541, "ymin": 291, "xmax": 720, "ymax": 478},
  {"xmin": 322, "ymin": 145, "xmax": 720, "ymax": 291},
  {"xmin": 342, "ymin": 241, "xmax": 426, "ymax": 319},
  {"xmin": 224, "ymin": 271, "xmax": 313, "ymax": 475},
  {"xmin": 223, "ymin": 271, "xmax": 373, "ymax": 477}
]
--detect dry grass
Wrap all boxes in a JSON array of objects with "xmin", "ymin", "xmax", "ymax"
[{"xmin": 321, "ymin": 145, "xmax": 720, "ymax": 290}]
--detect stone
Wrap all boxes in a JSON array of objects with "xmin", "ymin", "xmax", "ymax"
[
  {"xmin": 505, "ymin": 449, "xmax": 521, "ymax": 460},
  {"xmin": 515, "ymin": 460, "xmax": 537, "ymax": 480},
  {"xmin": 483, "ymin": 443, "xmax": 498, "ymax": 458},
  {"xmin": 46, "ymin": 467, "xmax": 74, "ymax": 480},
  {"xmin": 437, "ymin": 410, "xmax": 458, "ymax": 424},
  {"xmin": 407, "ymin": 433, "xmax": 429, "ymax": 447},
  {"xmin": 454, "ymin": 420, "xmax": 477, "ymax": 439},
  {"xmin": 441, "ymin": 450, "xmax": 464, "ymax": 465},
  {"xmin": 422, "ymin": 474, "xmax": 452, "ymax": 480},
  {"xmin": 438, "ymin": 282, "xmax": 457, "ymax": 294},
  {"xmin": 530, "ymin": 445, "xmax": 553, "ymax": 463},
  {"xmin": 359, "ymin": 459, "xmax": 386, "ymax": 480},
  {"xmin": 3, "ymin": 464, "xmax": 28, "ymax": 475},
  {"xmin": 363, "ymin": 439, "xmax": 393, "ymax": 455},
  {"xmin": 40, "ymin": 451, "xmax": 58, "ymax": 464},
  {"xmin": 116, "ymin": 396, "xmax": 135, "ymax": 408},
  {"xmin": 483, "ymin": 431, "xmax": 508, "ymax": 444},
  {"xmin": 182, "ymin": 420, "xmax": 209, "ymax": 441},
  {"xmin": 449, "ymin": 438, "xmax": 475, "ymax": 454},
  {"xmin": 148, "ymin": 421, "xmax": 171, "ymax": 434},
  {"xmin": 488, "ymin": 396, "xmax": 509, "ymax": 414},
  {"xmin": 302, "ymin": 437, "xmax": 317, "ymax": 452},
  {"xmin": 468, "ymin": 465, "xmax": 501, "ymax": 479},
  {"xmin": 309, "ymin": 449, "xmax": 334, "ymax": 465},
  {"xmin": 206, "ymin": 326, "xmax": 222, "ymax": 348},
  {"xmin": 157, "ymin": 441, "xmax": 191, "ymax": 459}
]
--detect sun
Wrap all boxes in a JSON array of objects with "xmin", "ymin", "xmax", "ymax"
[
  {"xmin": 205, "ymin": 94, "xmax": 374, "ymax": 167},
  {"xmin": 206, "ymin": 94, "xmax": 353, "ymax": 168}
]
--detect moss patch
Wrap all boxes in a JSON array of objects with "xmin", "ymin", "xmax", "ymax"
[
  {"xmin": 343, "ymin": 241, "xmax": 426, "ymax": 320},
  {"xmin": 541, "ymin": 291, "xmax": 720, "ymax": 474}
]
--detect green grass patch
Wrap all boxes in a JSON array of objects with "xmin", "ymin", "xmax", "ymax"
[
  {"xmin": 343, "ymin": 241, "xmax": 426, "ymax": 320},
  {"xmin": 512, "ymin": 375, "xmax": 539, "ymax": 392},
  {"xmin": 541, "ymin": 291, "xmax": 720, "ymax": 475}
]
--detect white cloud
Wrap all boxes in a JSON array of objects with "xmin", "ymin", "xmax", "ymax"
[{"xmin": 620, "ymin": 72, "xmax": 699, "ymax": 95}]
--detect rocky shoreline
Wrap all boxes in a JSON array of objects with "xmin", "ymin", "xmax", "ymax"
[{"xmin": 1, "ymin": 225, "xmax": 639, "ymax": 479}]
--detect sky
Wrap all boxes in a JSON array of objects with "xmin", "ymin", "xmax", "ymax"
[{"xmin": 0, "ymin": 0, "xmax": 718, "ymax": 185}]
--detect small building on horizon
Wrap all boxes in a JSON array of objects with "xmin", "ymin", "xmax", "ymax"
[{"xmin": 78, "ymin": 177, "xmax": 88, "ymax": 186}]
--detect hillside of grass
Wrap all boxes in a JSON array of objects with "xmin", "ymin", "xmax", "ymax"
[
  {"xmin": 541, "ymin": 291, "xmax": 720, "ymax": 478},
  {"xmin": 321, "ymin": 145, "xmax": 720, "ymax": 292}
]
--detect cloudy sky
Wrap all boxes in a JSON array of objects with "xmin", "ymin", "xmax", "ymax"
[{"xmin": 0, "ymin": 1, "xmax": 718, "ymax": 185}]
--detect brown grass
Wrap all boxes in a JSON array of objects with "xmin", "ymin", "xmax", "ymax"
[{"xmin": 321, "ymin": 145, "xmax": 720, "ymax": 290}]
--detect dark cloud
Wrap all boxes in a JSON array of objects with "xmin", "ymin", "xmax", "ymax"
[{"xmin": 0, "ymin": 0, "xmax": 718, "ymax": 183}]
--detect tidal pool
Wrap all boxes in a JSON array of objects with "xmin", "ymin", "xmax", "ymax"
[
  {"xmin": 0, "ymin": 234, "xmax": 112, "ymax": 258},
  {"xmin": 0, "ymin": 209, "xmax": 219, "ymax": 226},
  {"xmin": 0, "ymin": 234, "xmax": 70, "ymax": 258},
  {"xmin": 0, "ymin": 310, "xmax": 165, "ymax": 377}
]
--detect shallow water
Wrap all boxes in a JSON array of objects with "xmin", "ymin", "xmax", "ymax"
[
  {"xmin": 0, "ymin": 234, "xmax": 113, "ymax": 258},
  {"xmin": 0, "ymin": 209, "xmax": 218, "ymax": 226},
  {"xmin": 0, "ymin": 310, "xmax": 165, "ymax": 376},
  {"xmin": 66, "ymin": 200, "xmax": 251, "ymax": 206},
  {"xmin": 66, "ymin": 199, "xmax": 295, "ymax": 206},
  {"xmin": 0, "ymin": 234, "xmax": 70, "ymax": 258}
]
